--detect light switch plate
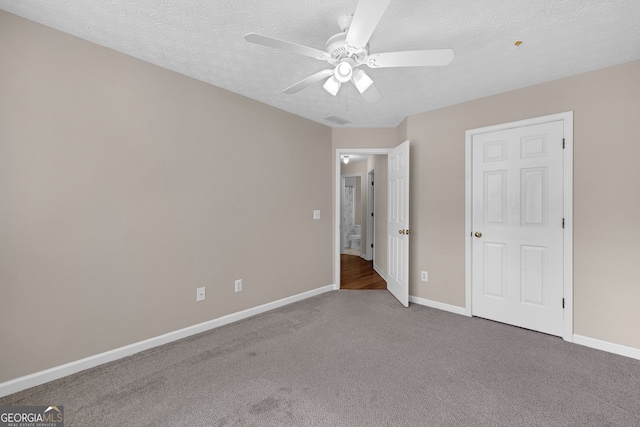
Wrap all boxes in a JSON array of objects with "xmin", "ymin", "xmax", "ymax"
[{"xmin": 313, "ymin": 210, "xmax": 321, "ymax": 220}]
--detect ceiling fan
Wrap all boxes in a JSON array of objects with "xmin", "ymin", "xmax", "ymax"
[{"xmin": 245, "ymin": 0, "xmax": 454, "ymax": 103}]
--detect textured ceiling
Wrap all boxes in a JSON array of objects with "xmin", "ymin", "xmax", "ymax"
[{"xmin": 1, "ymin": 0, "xmax": 639, "ymax": 127}]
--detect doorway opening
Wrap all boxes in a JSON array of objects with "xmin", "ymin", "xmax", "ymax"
[
  {"xmin": 335, "ymin": 148, "xmax": 391, "ymax": 290},
  {"xmin": 341, "ymin": 173, "xmax": 363, "ymax": 257}
]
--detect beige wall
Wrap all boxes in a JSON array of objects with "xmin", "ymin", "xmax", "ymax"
[
  {"xmin": 404, "ymin": 59, "xmax": 640, "ymax": 349},
  {"xmin": 0, "ymin": 12, "xmax": 333, "ymax": 382},
  {"xmin": 397, "ymin": 118, "xmax": 408, "ymax": 144},
  {"xmin": 332, "ymin": 128, "xmax": 398, "ymax": 150}
]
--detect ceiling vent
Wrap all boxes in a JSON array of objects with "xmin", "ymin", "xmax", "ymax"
[{"xmin": 325, "ymin": 116, "xmax": 351, "ymax": 125}]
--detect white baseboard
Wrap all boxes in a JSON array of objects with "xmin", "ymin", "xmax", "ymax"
[
  {"xmin": 0, "ymin": 284, "xmax": 336, "ymax": 398},
  {"xmin": 408, "ymin": 298, "xmax": 640, "ymax": 361},
  {"xmin": 573, "ymin": 334, "xmax": 640, "ymax": 361},
  {"xmin": 373, "ymin": 263, "xmax": 387, "ymax": 282},
  {"xmin": 409, "ymin": 295, "xmax": 467, "ymax": 316},
  {"xmin": 6, "ymin": 286, "xmax": 636, "ymax": 398}
]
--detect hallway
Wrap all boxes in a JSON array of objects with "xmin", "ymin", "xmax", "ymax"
[{"xmin": 340, "ymin": 254, "xmax": 387, "ymax": 290}]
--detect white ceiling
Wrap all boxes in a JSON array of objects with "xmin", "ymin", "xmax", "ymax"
[{"xmin": 2, "ymin": 0, "xmax": 639, "ymax": 128}]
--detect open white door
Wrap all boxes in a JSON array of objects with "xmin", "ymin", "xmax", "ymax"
[{"xmin": 387, "ymin": 140, "xmax": 410, "ymax": 307}]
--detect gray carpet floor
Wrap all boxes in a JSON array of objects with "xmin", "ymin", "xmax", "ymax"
[{"xmin": 2, "ymin": 290, "xmax": 640, "ymax": 426}]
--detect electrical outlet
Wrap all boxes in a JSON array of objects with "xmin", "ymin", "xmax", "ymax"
[
  {"xmin": 196, "ymin": 287, "xmax": 206, "ymax": 301},
  {"xmin": 235, "ymin": 279, "xmax": 243, "ymax": 293},
  {"xmin": 421, "ymin": 271, "xmax": 428, "ymax": 282}
]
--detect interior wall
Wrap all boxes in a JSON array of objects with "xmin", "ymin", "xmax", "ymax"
[
  {"xmin": 0, "ymin": 11, "xmax": 333, "ymax": 383},
  {"xmin": 405, "ymin": 59, "xmax": 640, "ymax": 350},
  {"xmin": 397, "ymin": 118, "xmax": 408, "ymax": 144}
]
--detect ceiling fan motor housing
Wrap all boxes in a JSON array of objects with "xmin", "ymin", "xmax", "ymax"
[{"xmin": 324, "ymin": 32, "xmax": 368, "ymax": 65}]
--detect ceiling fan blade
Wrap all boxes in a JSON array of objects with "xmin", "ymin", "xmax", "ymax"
[
  {"xmin": 245, "ymin": 33, "xmax": 329, "ymax": 60},
  {"xmin": 361, "ymin": 81, "xmax": 383, "ymax": 103},
  {"xmin": 345, "ymin": 0, "xmax": 392, "ymax": 50},
  {"xmin": 367, "ymin": 49, "xmax": 455, "ymax": 68},
  {"xmin": 283, "ymin": 69, "xmax": 335, "ymax": 94}
]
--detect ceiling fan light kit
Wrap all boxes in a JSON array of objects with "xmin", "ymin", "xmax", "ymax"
[
  {"xmin": 245, "ymin": 0, "xmax": 454, "ymax": 103},
  {"xmin": 335, "ymin": 61, "xmax": 353, "ymax": 82},
  {"xmin": 323, "ymin": 76, "xmax": 342, "ymax": 96},
  {"xmin": 352, "ymin": 69, "xmax": 374, "ymax": 93}
]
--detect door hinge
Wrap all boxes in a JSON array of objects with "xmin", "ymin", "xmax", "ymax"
[
  {"xmin": 562, "ymin": 138, "xmax": 565, "ymax": 149},
  {"xmin": 562, "ymin": 218, "xmax": 565, "ymax": 228},
  {"xmin": 371, "ymin": 244, "xmax": 374, "ymax": 248},
  {"xmin": 562, "ymin": 298, "xmax": 565, "ymax": 309},
  {"xmin": 371, "ymin": 212, "xmax": 374, "ymax": 217},
  {"xmin": 371, "ymin": 181, "xmax": 374, "ymax": 185}
]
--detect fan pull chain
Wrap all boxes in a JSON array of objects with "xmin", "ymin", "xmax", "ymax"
[{"xmin": 345, "ymin": 88, "xmax": 348, "ymax": 112}]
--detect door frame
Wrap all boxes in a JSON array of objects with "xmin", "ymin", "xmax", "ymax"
[
  {"xmin": 366, "ymin": 168, "xmax": 375, "ymax": 262},
  {"xmin": 464, "ymin": 111, "xmax": 574, "ymax": 342},
  {"xmin": 340, "ymin": 173, "xmax": 363, "ymax": 254},
  {"xmin": 335, "ymin": 148, "xmax": 391, "ymax": 288}
]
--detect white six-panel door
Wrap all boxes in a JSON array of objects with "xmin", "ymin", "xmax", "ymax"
[
  {"xmin": 387, "ymin": 140, "xmax": 410, "ymax": 307},
  {"xmin": 472, "ymin": 121, "xmax": 564, "ymax": 336}
]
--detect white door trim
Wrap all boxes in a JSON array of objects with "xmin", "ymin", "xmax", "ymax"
[
  {"xmin": 366, "ymin": 168, "xmax": 375, "ymax": 261},
  {"xmin": 464, "ymin": 111, "xmax": 574, "ymax": 342},
  {"xmin": 335, "ymin": 148, "xmax": 391, "ymax": 288}
]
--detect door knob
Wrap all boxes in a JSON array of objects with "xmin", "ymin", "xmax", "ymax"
[
  {"xmin": 399, "ymin": 230, "xmax": 405, "ymax": 235},
  {"xmin": 474, "ymin": 231, "xmax": 482, "ymax": 238},
  {"xmin": 406, "ymin": 229, "xmax": 413, "ymax": 235}
]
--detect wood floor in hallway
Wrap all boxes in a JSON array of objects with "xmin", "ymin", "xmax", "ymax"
[{"xmin": 340, "ymin": 254, "xmax": 387, "ymax": 290}]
